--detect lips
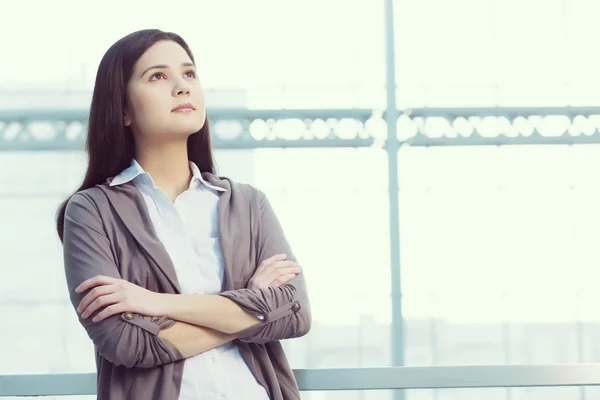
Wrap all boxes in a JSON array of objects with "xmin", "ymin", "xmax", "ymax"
[{"xmin": 171, "ymin": 103, "xmax": 196, "ymax": 112}]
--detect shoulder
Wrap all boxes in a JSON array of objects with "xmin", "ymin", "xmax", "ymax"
[
  {"xmin": 65, "ymin": 185, "xmax": 111, "ymax": 217},
  {"xmin": 205, "ymin": 173, "xmax": 267, "ymax": 204},
  {"xmin": 234, "ymin": 181, "xmax": 265, "ymax": 202}
]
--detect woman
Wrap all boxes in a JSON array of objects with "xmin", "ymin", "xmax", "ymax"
[{"xmin": 56, "ymin": 29, "xmax": 311, "ymax": 400}]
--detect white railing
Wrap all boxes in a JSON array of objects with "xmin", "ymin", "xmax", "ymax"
[{"xmin": 3, "ymin": 365, "xmax": 600, "ymax": 396}]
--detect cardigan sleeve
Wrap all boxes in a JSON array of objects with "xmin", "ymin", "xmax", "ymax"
[
  {"xmin": 62, "ymin": 193, "xmax": 185, "ymax": 368},
  {"xmin": 219, "ymin": 190, "xmax": 312, "ymax": 344}
]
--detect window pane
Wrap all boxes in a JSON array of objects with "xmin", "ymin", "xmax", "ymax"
[
  {"xmin": 399, "ymin": 145, "xmax": 600, "ymax": 367},
  {"xmin": 395, "ymin": 0, "xmax": 600, "ymax": 106}
]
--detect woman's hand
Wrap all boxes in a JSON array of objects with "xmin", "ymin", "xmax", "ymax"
[
  {"xmin": 75, "ymin": 275, "xmax": 162, "ymax": 322},
  {"xmin": 248, "ymin": 253, "xmax": 302, "ymax": 290}
]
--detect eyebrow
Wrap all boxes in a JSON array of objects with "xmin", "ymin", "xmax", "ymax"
[{"xmin": 140, "ymin": 62, "xmax": 195, "ymax": 78}]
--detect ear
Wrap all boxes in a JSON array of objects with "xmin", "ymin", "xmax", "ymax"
[{"xmin": 123, "ymin": 111, "xmax": 132, "ymax": 127}]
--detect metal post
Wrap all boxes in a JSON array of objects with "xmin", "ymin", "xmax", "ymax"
[
  {"xmin": 576, "ymin": 291, "xmax": 586, "ymax": 400},
  {"xmin": 384, "ymin": 0, "xmax": 405, "ymax": 400}
]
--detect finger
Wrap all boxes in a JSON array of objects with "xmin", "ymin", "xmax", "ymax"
[
  {"xmin": 258, "ymin": 253, "xmax": 288, "ymax": 271},
  {"xmin": 265, "ymin": 266, "xmax": 301, "ymax": 284},
  {"xmin": 76, "ymin": 275, "xmax": 116, "ymax": 293},
  {"xmin": 273, "ymin": 266, "xmax": 302, "ymax": 276},
  {"xmin": 270, "ymin": 274, "xmax": 297, "ymax": 287},
  {"xmin": 93, "ymin": 303, "xmax": 125, "ymax": 323},
  {"xmin": 260, "ymin": 261, "xmax": 297, "ymax": 276},
  {"xmin": 258, "ymin": 253, "xmax": 288, "ymax": 270},
  {"xmin": 77, "ymin": 285, "xmax": 116, "ymax": 314},
  {"xmin": 270, "ymin": 261, "xmax": 300, "ymax": 270},
  {"xmin": 81, "ymin": 293, "xmax": 120, "ymax": 319}
]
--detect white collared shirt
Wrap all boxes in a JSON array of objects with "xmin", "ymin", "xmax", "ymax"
[{"xmin": 110, "ymin": 159, "xmax": 269, "ymax": 400}]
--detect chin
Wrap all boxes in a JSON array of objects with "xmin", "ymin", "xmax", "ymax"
[
  {"xmin": 174, "ymin": 119, "xmax": 205, "ymax": 135},
  {"xmin": 174, "ymin": 111, "xmax": 205, "ymax": 125}
]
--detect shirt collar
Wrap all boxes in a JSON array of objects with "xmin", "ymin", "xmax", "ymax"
[
  {"xmin": 189, "ymin": 161, "xmax": 226, "ymax": 192},
  {"xmin": 109, "ymin": 159, "xmax": 226, "ymax": 192},
  {"xmin": 109, "ymin": 159, "xmax": 147, "ymax": 187}
]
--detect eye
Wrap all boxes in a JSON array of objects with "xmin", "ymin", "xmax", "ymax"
[
  {"xmin": 184, "ymin": 70, "xmax": 197, "ymax": 79},
  {"xmin": 150, "ymin": 72, "xmax": 164, "ymax": 81}
]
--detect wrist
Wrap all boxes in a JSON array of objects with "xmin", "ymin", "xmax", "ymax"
[{"xmin": 154, "ymin": 293, "xmax": 175, "ymax": 317}]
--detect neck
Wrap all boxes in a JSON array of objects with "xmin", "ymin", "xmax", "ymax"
[{"xmin": 135, "ymin": 139, "xmax": 191, "ymax": 202}]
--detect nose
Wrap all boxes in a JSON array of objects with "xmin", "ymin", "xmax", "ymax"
[{"xmin": 172, "ymin": 80, "xmax": 190, "ymax": 96}]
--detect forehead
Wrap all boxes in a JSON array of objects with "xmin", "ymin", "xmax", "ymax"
[{"xmin": 134, "ymin": 40, "xmax": 193, "ymax": 69}]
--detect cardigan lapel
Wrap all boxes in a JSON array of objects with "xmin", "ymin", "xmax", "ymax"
[
  {"xmin": 97, "ymin": 182, "xmax": 181, "ymax": 293},
  {"xmin": 203, "ymin": 173, "xmax": 238, "ymax": 291}
]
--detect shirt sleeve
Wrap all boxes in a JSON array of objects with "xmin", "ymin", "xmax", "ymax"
[
  {"xmin": 62, "ymin": 193, "xmax": 185, "ymax": 368},
  {"xmin": 218, "ymin": 190, "xmax": 312, "ymax": 344}
]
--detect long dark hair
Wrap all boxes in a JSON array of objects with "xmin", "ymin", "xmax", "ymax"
[{"xmin": 56, "ymin": 29, "xmax": 215, "ymax": 242}]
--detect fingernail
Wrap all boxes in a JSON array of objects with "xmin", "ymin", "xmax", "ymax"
[{"xmin": 92, "ymin": 317, "xmax": 97, "ymax": 323}]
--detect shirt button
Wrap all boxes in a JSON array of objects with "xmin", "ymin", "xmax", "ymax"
[
  {"xmin": 210, "ymin": 357, "xmax": 216, "ymax": 364},
  {"xmin": 124, "ymin": 312, "xmax": 134, "ymax": 320},
  {"xmin": 291, "ymin": 302, "xmax": 301, "ymax": 312}
]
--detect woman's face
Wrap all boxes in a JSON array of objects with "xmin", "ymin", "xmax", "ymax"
[{"xmin": 124, "ymin": 40, "xmax": 205, "ymax": 143}]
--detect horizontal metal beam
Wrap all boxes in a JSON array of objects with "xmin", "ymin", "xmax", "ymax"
[
  {"xmin": 4, "ymin": 107, "xmax": 600, "ymax": 151},
  {"xmin": 408, "ymin": 106, "xmax": 600, "ymax": 118},
  {"xmin": 0, "ymin": 108, "xmax": 375, "ymax": 151},
  {"xmin": 3, "ymin": 365, "xmax": 600, "ymax": 396},
  {"xmin": 406, "ymin": 132, "xmax": 600, "ymax": 146},
  {"xmin": 8, "ymin": 133, "xmax": 600, "ymax": 151}
]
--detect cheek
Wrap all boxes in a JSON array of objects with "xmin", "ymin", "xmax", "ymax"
[
  {"xmin": 129, "ymin": 87, "xmax": 165, "ymax": 118},
  {"xmin": 135, "ymin": 92, "xmax": 161, "ymax": 115}
]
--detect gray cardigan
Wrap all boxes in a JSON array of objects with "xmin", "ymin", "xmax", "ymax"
[{"xmin": 62, "ymin": 173, "xmax": 311, "ymax": 400}]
